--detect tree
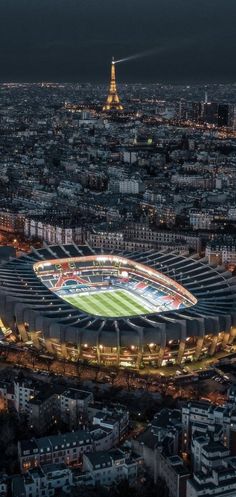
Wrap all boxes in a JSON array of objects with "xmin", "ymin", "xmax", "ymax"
[
  {"xmin": 75, "ymin": 360, "xmax": 84, "ymax": 381},
  {"xmin": 123, "ymin": 370, "xmax": 133, "ymax": 391},
  {"xmin": 0, "ymin": 345, "xmax": 10, "ymax": 361},
  {"xmin": 61, "ymin": 358, "xmax": 67, "ymax": 375},
  {"xmin": 29, "ymin": 350, "xmax": 39, "ymax": 369},
  {"xmin": 110, "ymin": 370, "xmax": 117, "ymax": 387},
  {"xmin": 112, "ymin": 479, "xmax": 137, "ymax": 497},
  {"xmin": 16, "ymin": 351, "xmax": 26, "ymax": 366},
  {"xmin": 93, "ymin": 365, "xmax": 101, "ymax": 382},
  {"xmin": 43, "ymin": 357, "xmax": 53, "ymax": 372}
]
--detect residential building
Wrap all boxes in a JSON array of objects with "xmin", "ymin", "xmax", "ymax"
[
  {"xmin": 159, "ymin": 454, "xmax": 191, "ymax": 497},
  {"xmin": 83, "ymin": 449, "xmax": 143, "ymax": 487},
  {"xmin": 12, "ymin": 463, "xmax": 72, "ymax": 497},
  {"xmin": 60, "ymin": 389, "xmax": 94, "ymax": 429}
]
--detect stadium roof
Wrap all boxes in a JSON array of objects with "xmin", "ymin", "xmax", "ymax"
[{"xmin": 0, "ymin": 243, "xmax": 235, "ymax": 346}]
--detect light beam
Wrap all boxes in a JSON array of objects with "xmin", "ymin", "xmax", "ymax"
[{"xmin": 115, "ymin": 46, "xmax": 165, "ymax": 64}]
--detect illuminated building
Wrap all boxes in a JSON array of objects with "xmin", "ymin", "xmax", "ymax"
[
  {"xmin": 103, "ymin": 57, "xmax": 123, "ymax": 111},
  {"xmin": 0, "ymin": 245, "xmax": 235, "ymax": 369},
  {"xmin": 205, "ymin": 237, "xmax": 236, "ymax": 265}
]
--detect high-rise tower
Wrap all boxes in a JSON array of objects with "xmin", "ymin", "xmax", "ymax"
[{"xmin": 103, "ymin": 57, "xmax": 123, "ymax": 112}]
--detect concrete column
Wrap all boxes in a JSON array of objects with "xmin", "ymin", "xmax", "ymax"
[
  {"xmin": 17, "ymin": 323, "xmax": 28, "ymax": 342},
  {"xmin": 136, "ymin": 330, "xmax": 144, "ymax": 369},
  {"xmin": 229, "ymin": 327, "xmax": 236, "ymax": 345},
  {"xmin": 31, "ymin": 333, "xmax": 41, "ymax": 349},
  {"xmin": 45, "ymin": 339, "xmax": 54, "ymax": 354},
  {"xmin": 116, "ymin": 328, "xmax": 121, "ymax": 367},
  {"xmin": 177, "ymin": 340, "xmax": 186, "ymax": 365},
  {"xmin": 96, "ymin": 343, "xmax": 101, "ymax": 365},
  {"xmin": 158, "ymin": 345, "xmax": 166, "ymax": 367},
  {"xmin": 222, "ymin": 332, "xmax": 230, "ymax": 348},
  {"xmin": 158, "ymin": 330, "xmax": 166, "ymax": 367},
  {"xmin": 61, "ymin": 343, "xmax": 68, "ymax": 359},
  {"xmin": 74, "ymin": 331, "xmax": 81, "ymax": 360},
  {"xmin": 209, "ymin": 335, "xmax": 218, "ymax": 356},
  {"xmin": 194, "ymin": 337, "xmax": 204, "ymax": 360},
  {"xmin": 136, "ymin": 350, "xmax": 143, "ymax": 369},
  {"xmin": 76, "ymin": 344, "xmax": 81, "ymax": 360}
]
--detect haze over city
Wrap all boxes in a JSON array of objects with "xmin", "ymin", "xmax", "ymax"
[{"xmin": 0, "ymin": 0, "xmax": 236, "ymax": 83}]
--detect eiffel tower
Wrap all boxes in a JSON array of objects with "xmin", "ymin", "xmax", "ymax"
[{"xmin": 103, "ymin": 57, "xmax": 123, "ymax": 111}]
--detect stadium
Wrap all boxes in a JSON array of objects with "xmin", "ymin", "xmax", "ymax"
[{"xmin": 0, "ymin": 244, "xmax": 235, "ymax": 368}]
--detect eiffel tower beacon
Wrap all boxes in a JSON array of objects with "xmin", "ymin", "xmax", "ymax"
[{"xmin": 103, "ymin": 57, "xmax": 123, "ymax": 111}]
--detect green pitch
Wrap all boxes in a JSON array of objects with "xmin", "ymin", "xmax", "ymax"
[{"xmin": 64, "ymin": 289, "xmax": 152, "ymax": 317}]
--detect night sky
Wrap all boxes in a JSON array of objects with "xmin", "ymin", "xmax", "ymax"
[{"xmin": 0, "ymin": 0, "xmax": 236, "ymax": 83}]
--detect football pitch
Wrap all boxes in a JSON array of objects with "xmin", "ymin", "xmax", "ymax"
[{"xmin": 64, "ymin": 289, "xmax": 152, "ymax": 317}]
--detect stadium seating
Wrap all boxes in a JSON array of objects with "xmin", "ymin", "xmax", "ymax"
[{"xmin": 37, "ymin": 262, "xmax": 187, "ymax": 313}]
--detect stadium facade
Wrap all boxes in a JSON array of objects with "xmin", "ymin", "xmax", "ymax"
[{"xmin": 0, "ymin": 244, "xmax": 235, "ymax": 368}]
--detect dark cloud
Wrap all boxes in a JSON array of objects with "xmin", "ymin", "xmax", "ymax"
[{"xmin": 0, "ymin": 0, "xmax": 235, "ymax": 82}]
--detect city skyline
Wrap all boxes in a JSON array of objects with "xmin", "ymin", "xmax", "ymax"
[
  {"xmin": 0, "ymin": 0, "xmax": 236, "ymax": 83},
  {"xmin": 1, "ymin": 3, "xmax": 236, "ymax": 497}
]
